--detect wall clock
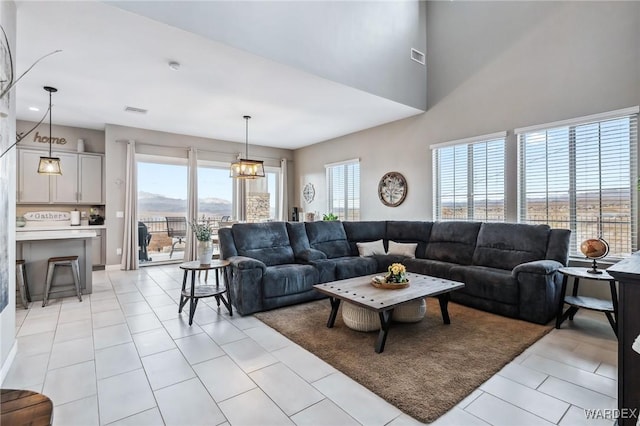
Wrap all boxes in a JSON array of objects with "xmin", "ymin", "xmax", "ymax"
[
  {"xmin": 303, "ymin": 183, "xmax": 315, "ymax": 203},
  {"xmin": 378, "ymin": 172, "xmax": 407, "ymax": 207}
]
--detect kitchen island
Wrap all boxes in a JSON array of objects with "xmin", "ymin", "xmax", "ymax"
[{"xmin": 16, "ymin": 230, "xmax": 96, "ymax": 302}]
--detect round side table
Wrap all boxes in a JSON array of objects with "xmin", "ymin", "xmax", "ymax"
[
  {"xmin": 555, "ymin": 266, "xmax": 618, "ymax": 337},
  {"xmin": 179, "ymin": 260, "xmax": 232, "ymax": 325}
]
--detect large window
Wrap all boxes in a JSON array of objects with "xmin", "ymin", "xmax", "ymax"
[
  {"xmin": 518, "ymin": 109, "xmax": 638, "ymax": 258},
  {"xmin": 197, "ymin": 163, "xmax": 233, "ymax": 220},
  {"xmin": 433, "ymin": 133, "xmax": 506, "ymax": 221},
  {"xmin": 326, "ymin": 159, "xmax": 360, "ymax": 221}
]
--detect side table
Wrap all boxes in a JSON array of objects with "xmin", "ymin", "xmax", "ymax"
[
  {"xmin": 555, "ymin": 266, "xmax": 618, "ymax": 337},
  {"xmin": 1, "ymin": 389, "xmax": 53, "ymax": 426},
  {"xmin": 179, "ymin": 260, "xmax": 232, "ymax": 325}
]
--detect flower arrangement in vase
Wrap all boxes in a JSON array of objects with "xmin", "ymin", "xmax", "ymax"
[
  {"xmin": 372, "ymin": 263, "xmax": 409, "ymax": 289},
  {"xmin": 190, "ymin": 218, "xmax": 215, "ymax": 265}
]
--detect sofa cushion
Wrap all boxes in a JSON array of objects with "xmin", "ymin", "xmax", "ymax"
[
  {"xmin": 305, "ymin": 221, "xmax": 352, "ymax": 259},
  {"xmin": 424, "ymin": 221, "xmax": 481, "ymax": 265},
  {"xmin": 450, "ymin": 265, "xmax": 518, "ymax": 305},
  {"xmin": 232, "ymin": 222, "xmax": 294, "ymax": 266},
  {"xmin": 286, "ymin": 222, "xmax": 312, "ymax": 258},
  {"xmin": 263, "ymin": 264, "xmax": 319, "ymax": 298},
  {"xmin": 386, "ymin": 221, "xmax": 432, "ymax": 258},
  {"xmin": 343, "ymin": 221, "xmax": 387, "ymax": 254},
  {"xmin": 357, "ymin": 240, "xmax": 386, "ymax": 256},
  {"xmin": 404, "ymin": 258, "xmax": 459, "ymax": 279},
  {"xmin": 387, "ymin": 241, "xmax": 417, "ymax": 258},
  {"xmin": 332, "ymin": 256, "xmax": 378, "ymax": 280},
  {"xmin": 473, "ymin": 223, "xmax": 550, "ymax": 270}
]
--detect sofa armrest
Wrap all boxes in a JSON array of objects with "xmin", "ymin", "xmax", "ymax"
[
  {"xmin": 512, "ymin": 260, "xmax": 563, "ymax": 278},
  {"xmin": 297, "ymin": 249, "xmax": 327, "ymax": 262},
  {"xmin": 228, "ymin": 256, "xmax": 267, "ymax": 272}
]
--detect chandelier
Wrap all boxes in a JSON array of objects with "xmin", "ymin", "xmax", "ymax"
[
  {"xmin": 230, "ymin": 115, "xmax": 265, "ymax": 179},
  {"xmin": 37, "ymin": 86, "xmax": 62, "ymax": 175}
]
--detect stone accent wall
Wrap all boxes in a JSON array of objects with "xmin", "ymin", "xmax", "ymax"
[{"xmin": 247, "ymin": 192, "xmax": 270, "ymax": 222}]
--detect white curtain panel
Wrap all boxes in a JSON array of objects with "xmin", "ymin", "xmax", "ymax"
[
  {"xmin": 184, "ymin": 147, "xmax": 198, "ymax": 261},
  {"xmin": 279, "ymin": 158, "xmax": 288, "ymax": 221},
  {"xmin": 121, "ymin": 140, "xmax": 139, "ymax": 270}
]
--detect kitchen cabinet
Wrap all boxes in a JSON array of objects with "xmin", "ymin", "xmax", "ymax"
[
  {"xmin": 17, "ymin": 149, "xmax": 103, "ymax": 204},
  {"xmin": 92, "ymin": 229, "xmax": 105, "ymax": 267}
]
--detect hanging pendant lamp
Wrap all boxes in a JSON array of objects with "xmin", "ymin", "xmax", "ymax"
[
  {"xmin": 37, "ymin": 86, "xmax": 62, "ymax": 175},
  {"xmin": 230, "ymin": 115, "xmax": 265, "ymax": 179}
]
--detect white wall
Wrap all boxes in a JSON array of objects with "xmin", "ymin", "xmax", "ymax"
[
  {"xmin": 104, "ymin": 124, "xmax": 294, "ymax": 266},
  {"xmin": 17, "ymin": 120, "xmax": 105, "ymax": 154},
  {"xmin": 294, "ymin": 1, "xmax": 640, "ymax": 223},
  {"xmin": 0, "ymin": 0, "xmax": 17, "ymax": 383}
]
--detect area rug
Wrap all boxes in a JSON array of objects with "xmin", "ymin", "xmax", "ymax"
[{"xmin": 255, "ymin": 298, "xmax": 553, "ymax": 423}]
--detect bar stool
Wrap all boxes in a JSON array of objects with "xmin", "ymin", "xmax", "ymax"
[
  {"xmin": 42, "ymin": 256, "xmax": 82, "ymax": 307},
  {"xmin": 15, "ymin": 260, "xmax": 31, "ymax": 309}
]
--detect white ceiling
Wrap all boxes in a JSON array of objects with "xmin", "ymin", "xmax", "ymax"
[{"xmin": 14, "ymin": 1, "xmax": 423, "ymax": 150}]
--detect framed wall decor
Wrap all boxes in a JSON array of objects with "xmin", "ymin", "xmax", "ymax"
[
  {"xmin": 303, "ymin": 183, "xmax": 315, "ymax": 203},
  {"xmin": 378, "ymin": 172, "xmax": 407, "ymax": 207}
]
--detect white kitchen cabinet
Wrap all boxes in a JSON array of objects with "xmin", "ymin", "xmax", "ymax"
[
  {"xmin": 51, "ymin": 152, "xmax": 79, "ymax": 203},
  {"xmin": 92, "ymin": 229, "xmax": 105, "ymax": 267},
  {"xmin": 78, "ymin": 154, "xmax": 103, "ymax": 204},
  {"xmin": 17, "ymin": 148, "xmax": 104, "ymax": 205},
  {"xmin": 18, "ymin": 149, "xmax": 50, "ymax": 203}
]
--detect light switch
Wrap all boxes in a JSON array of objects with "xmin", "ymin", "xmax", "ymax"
[{"xmin": 116, "ymin": 211, "xmax": 124, "ymax": 218}]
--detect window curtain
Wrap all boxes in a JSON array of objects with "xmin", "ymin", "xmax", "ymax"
[
  {"xmin": 279, "ymin": 158, "xmax": 288, "ymax": 221},
  {"xmin": 234, "ymin": 178, "xmax": 246, "ymax": 221},
  {"xmin": 121, "ymin": 140, "xmax": 138, "ymax": 270},
  {"xmin": 184, "ymin": 147, "xmax": 198, "ymax": 261}
]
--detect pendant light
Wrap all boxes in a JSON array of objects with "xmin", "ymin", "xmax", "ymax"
[
  {"xmin": 37, "ymin": 86, "xmax": 62, "ymax": 175},
  {"xmin": 230, "ymin": 115, "xmax": 265, "ymax": 179}
]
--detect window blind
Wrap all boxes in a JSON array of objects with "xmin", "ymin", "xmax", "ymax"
[
  {"xmin": 433, "ymin": 136, "xmax": 506, "ymax": 221},
  {"xmin": 326, "ymin": 160, "xmax": 360, "ymax": 221},
  {"xmin": 518, "ymin": 112, "xmax": 638, "ymax": 258}
]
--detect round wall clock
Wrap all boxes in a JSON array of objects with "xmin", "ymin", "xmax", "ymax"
[
  {"xmin": 303, "ymin": 183, "xmax": 315, "ymax": 203},
  {"xmin": 378, "ymin": 172, "xmax": 407, "ymax": 207}
]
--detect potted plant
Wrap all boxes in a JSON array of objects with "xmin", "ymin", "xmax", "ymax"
[
  {"xmin": 190, "ymin": 218, "xmax": 215, "ymax": 265},
  {"xmin": 323, "ymin": 212, "xmax": 338, "ymax": 221}
]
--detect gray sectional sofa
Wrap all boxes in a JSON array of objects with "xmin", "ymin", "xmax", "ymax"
[{"xmin": 218, "ymin": 220, "xmax": 571, "ymax": 324}]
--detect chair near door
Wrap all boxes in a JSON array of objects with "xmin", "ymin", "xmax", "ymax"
[{"xmin": 166, "ymin": 217, "xmax": 187, "ymax": 259}]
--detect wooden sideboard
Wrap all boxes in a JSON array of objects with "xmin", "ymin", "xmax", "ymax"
[{"xmin": 607, "ymin": 254, "xmax": 640, "ymax": 426}]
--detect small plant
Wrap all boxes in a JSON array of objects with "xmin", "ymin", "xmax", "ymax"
[
  {"xmin": 189, "ymin": 218, "xmax": 215, "ymax": 241},
  {"xmin": 386, "ymin": 263, "xmax": 408, "ymax": 283},
  {"xmin": 323, "ymin": 213, "xmax": 339, "ymax": 221}
]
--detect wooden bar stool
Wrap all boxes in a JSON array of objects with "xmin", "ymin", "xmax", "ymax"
[
  {"xmin": 42, "ymin": 256, "xmax": 82, "ymax": 307},
  {"xmin": 15, "ymin": 260, "xmax": 31, "ymax": 309}
]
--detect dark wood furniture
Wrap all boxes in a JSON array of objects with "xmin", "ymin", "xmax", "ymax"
[
  {"xmin": 608, "ymin": 255, "xmax": 640, "ymax": 426},
  {"xmin": 178, "ymin": 260, "xmax": 232, "ymax": 325},
  {"xmin": 555, "ymin": 267, "xmax": 618, "ymax": 336},
  {"xmin": 1, "ymin": 389, "xmax": 53, "ymax": 425},
  {"xmin": 313, "ymin": 272, "xmax": 464, "ymax": 353}
]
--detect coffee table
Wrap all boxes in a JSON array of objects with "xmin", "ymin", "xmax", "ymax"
[{"xmin": 313, "ymin": 272, "xmax": 465, "ymax": 353}]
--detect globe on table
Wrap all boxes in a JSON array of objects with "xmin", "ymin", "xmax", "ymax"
[{"xmin": 580, "ymin": 238, "xmax": 609, "ymax": 274}]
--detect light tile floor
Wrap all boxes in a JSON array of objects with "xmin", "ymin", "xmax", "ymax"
[{"xmin": 4, "ymin": 266, "xmax": 617, "ymax": 425}]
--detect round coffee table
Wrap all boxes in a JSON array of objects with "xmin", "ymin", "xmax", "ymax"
[{"xmin": 179, "ymin": 260, "xmax": 231, "ymax": 325}]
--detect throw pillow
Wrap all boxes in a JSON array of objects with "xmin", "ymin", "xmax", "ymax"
[
  {"xmin": 388, "ymin": 240, "xmax": 417, "ymax": 258},
  {"xmin": 357, "ymin": 239, "xmax": 386, "ymax": 257}
]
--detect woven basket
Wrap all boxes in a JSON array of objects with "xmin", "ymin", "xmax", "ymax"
[
  {"xmin": 392, "ymin": 298, "xmax": 427, "ymax": 323},
  {"xmin": 342, "ymin": 302, "xmax": 380, "ymax": 332},
  {"xmin": 371, "ymin": 280, "xmax": 409, "ymax": 289}
]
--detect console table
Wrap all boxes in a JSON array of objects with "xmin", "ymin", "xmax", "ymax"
[{"xmin": 608, "ymin": 255, "xmax": 640, "ymax": 426}]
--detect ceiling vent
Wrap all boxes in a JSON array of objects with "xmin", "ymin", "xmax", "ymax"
[
  {"xmin": 411, "ymin": 48, "xmax": 425, "ymax": 65},
  {"xmin": 124, "ymin": 106, "xmax": 148, "ymax": 114}
]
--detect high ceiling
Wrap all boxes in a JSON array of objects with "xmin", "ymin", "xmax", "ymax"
[{"xmin": 14, "ymin": 1, "xmax": 423, "ymax": 150}]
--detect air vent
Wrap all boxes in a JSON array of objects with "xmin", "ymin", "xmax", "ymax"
[
  {"xmin": 411, "ymin": 48, "xmax": 425, "ymax": 65},
  {"xmin": 124, "ymin": 106, "xmax": 148, "ymax": 114}
]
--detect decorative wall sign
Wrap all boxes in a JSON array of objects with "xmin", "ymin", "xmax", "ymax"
[
  {"xmin": 24, "ymin": 211, "xmax": 71, "ymax": 221},
  {"xmin": 303, "ymin": 183, "xmax": 315, "ymax": 203},
  {"xmin": 378, "ymin": 172, "xmax": 407, "ymax": 207}
]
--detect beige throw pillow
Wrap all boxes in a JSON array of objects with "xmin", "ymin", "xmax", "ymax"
[
  {"xmin": 387, "ymin": 240, "xmax": 417, "ymax": 258},
  {"xmin": 356, "ymin": 239, "xmax": 386, "ymax": 257}
]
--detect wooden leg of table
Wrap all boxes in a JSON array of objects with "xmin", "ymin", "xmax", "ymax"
[
  {"xmin": 438, "ymin": 293, "xmax": 451, "ymax": 324},
  {"xmin": 609, "ymin": 280, "xmax": 619, "ymax": 337},
  {"xmin": 375, "ymin": 310, "xmax": 393, "ymax": 353},
  {"xmin": 178, "ymin": 270, "xmax": 188, "ymax": 313},
  {"xmin": 327, "ymin": 298, "xmax": 341, "ymax": 328},
  {"xmin": 556, "ymin": 274, "xmax": 569, "ymax": 329},
  {"xmin": 224, "ymin": 266, "xmax": 232, "ymax": 316},
  {"xmin": 569, "ymin": 278, "xmax": 580, "ymax": 320},
  {"xmin": 188, "ymin": 271, "xmax": 196, "ymax": 326}
]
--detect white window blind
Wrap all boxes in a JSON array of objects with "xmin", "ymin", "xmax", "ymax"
[
  {"xmin": 433, "ymin": 135, "xmax": 506, "ymax": 221},
  {"xmin": 518, "ymin": 111, "xmax": 638, "ymax": 258},
  {"xmin": 326, "ymin": 160, "xmax": 360, "ymax": 221}
]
